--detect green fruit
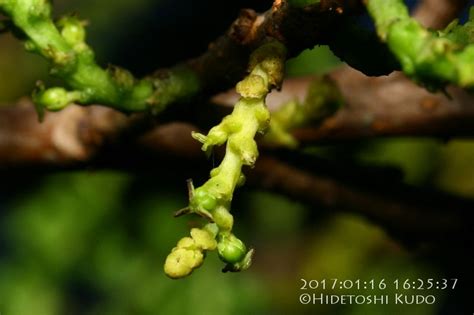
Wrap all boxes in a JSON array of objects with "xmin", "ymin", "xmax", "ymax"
[
  {"xmin": 37, "ymin": 87, "xmax": 70, "ymax": 111},
  {"xmin": 217, "ymin": 233, "xmax": 247, "ymax": 264},
  {"xmin": 192, "ymin": 188, "xmax": 217, "ymax": 211}
]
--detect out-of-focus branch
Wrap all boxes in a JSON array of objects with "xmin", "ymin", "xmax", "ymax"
[
  {"xmin": 0, "ymin": 101, "xmax": 473, "ymax": 249},
  {"xmin": 414, "ymin": 0, "xmax": 469, "ymax": 29},
  {"xmin": 5, "ymin": 63, "xmax": 474, "ymax": 164},
  {"xmin": 249, "ymin": 154, "xmax": 473, "ymax": 247},
  {"xmin": 183, "ymin": 0, "xmax": 361, "ymax": 98},
  {"xmin": 0, "ymin": 99, "xmax": 130, "ymax": 164},
  {"xmin": 213, "ymin": 66, "xmax": 474, "ymax": 145},
  {"xmin": 293, "ymin": 67, "xmax": 474, "ymax": 144}
]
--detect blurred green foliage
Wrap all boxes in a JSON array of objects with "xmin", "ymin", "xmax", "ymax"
[{"xmin": 286, "ymin": 46, "xmax": 342, "ymax": 77}]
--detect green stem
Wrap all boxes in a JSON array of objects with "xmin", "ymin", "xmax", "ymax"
[
  {"xmin": 164, "ymin": 41, "xmax": 286, "ymax": 278},
  {"xmin": 367, "ymin": 0, "xmax": 474, "ymax": 89},
  {"xmin": 0, "ymin": 0, "xmax": 199, "ymax": 114}
]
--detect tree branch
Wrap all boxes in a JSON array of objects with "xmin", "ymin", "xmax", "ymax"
[
  {"xmin": 293, "ymin": 67, "xmax": 474, "ymax": 144},
  {"xmin": 4, "ymin": 62, "xmax": 474, "ymax": 164},
  {"xmin": 182, "ymin": 0, "xmax": 361, "ymax": 99},
  {"xmin": 413, "ymin": 0, "xmax": 469, "ymax": 29},
  {"xmin": 249, "ymin": 154, "xmax": 473, "ymax": 248},
  {"xmin": 0, "ymin": 99, "xmax": 130, "ymax": 164}
]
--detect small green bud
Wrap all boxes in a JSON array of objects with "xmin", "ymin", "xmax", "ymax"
[
  {"xmin": 192, "ymin": 188, "xmax": 217, "ymax": 211},
  {"xmin": 222, "ymin": 116, "xmax": 242, "ymax": 133},
  {"xmin": 236, "ymin": 74, "xmax": 267, "ymax": 99},
  {"xmin": 248, "ymin": 41, "xmax": 286, "ymax": 87},
  {"xmin": 203, "ymin": 223, "xmax": 219, "ymax": 237},
  {"xmin": 205, "ymin": 125, "xmax": 228, "ymax": 147},
  {"xmin": 58, "ymin": 16, "xmax": 86, "ymax": 46},
  {"xmin": 237, "ymin": 174, "xmax": 246, "ymax": 187},
  {"xmin": 176, "ymin": 237, "xmax": 195, "ymax": 249},
  {"xmin": 24, "ymin": 40, "xmax": 37, "ymax": 52},
  {"xmin": 190, "ymin": 228, "xmax": 217, "ymax": 250},
  {"xmin": 109, "ymin": 66, "xmax": 135, "ymax": 88},
  {"xmin": 231, "ymin": 137, "xmax": 258, "ymax": 165},
  {"xmin": 213, "ymin": 206, "xmax": 233, "ymax": 231},
  {"xmin": 217, "ymin": 233, "xmax": 247, "ymax": 264},
  {"xmin": 254, "ymin": 105, "xmax": 271, "ymax": 129},
  {"xmin": 35, "ymin": 87, "xmax": 80, "ymax": 111},
  {"xmin": 164, "ymin": 248, "xmax": 203, "ymax": 279},
  {"xmin": 45, "ymin": 48, "xmax": 72, "ymax": 65}
]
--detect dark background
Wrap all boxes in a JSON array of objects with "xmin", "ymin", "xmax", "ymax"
[{"xmin": 0, "ymin": 1, "xmax": 473, "ymax": 314}]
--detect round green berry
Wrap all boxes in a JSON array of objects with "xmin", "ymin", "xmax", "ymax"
[
  {"xmin": 37, "ymin": 87, "xmax": 70, "ymax": 111},
  {"xmin": 192, "ymin": 188, "xmax": 217, "ymax": 211},
  {"xmin": 217, "ymin": 233, "xmax": 247, "ymax": 264}
]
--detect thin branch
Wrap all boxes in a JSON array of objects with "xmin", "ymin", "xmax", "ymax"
[{"xmin": 413, "ymin": 0, "xmax": 469, "ymax": 29}]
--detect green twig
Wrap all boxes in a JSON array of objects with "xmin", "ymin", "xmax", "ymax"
[
  {"xmin": 367, "ymin": 0, "xmax": 474, "ymax": 90},
  {"xmin": 0, "ymin": 0, "xmax": 199, "ymax": 116},
  {"xmin": 164, "ymin": 41, "xmax": 287, "ymax": 279}
]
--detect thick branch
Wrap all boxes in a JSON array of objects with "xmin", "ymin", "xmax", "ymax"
[
  {"xmin": 1, "ymin": 101, "xmax": 473, "ymax": 249},
  {"xmin": 295, "ymin": 67, "xmax": 474, "ymax": 143},
  {"xmin": 213, "ymin": 66, "xmax": 474, "ymax": 144},
  {"xmin": 184, "ymin": 0, "xmax": 361, "ymax": 98},
  {"xmin": 5, "ymin": 63, "xmax": 474, "ymax": 164},
  {"xmin": 249, "ymin": 155, "xmax": 473, "ymax": 247},
  {"xmin": 414, "ymin": 0, "xmax": 469, "ymax": 29},
  {"xmin": 0, "ymin": 99, "xmax": 130, "ymax": 164}
]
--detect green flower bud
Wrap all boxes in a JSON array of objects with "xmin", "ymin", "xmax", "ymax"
[
  {"xmin": 236, "ymin": 74, "xmax": 267, "ymax": 99},
  {"xmin": 248, "ymin": 41, "xmax": 286, "ymax": 87},
  {"xmin": 35, "ymin": 87, "xmax": 81, "ymax": 111},
  {"xmin": 237, "ymin": 174, "xmax": 246, "ymax": 187},
  {"xmin": 164, "ymin": 248, "xmax": 203, "ymax": 279},
  {"xmin": 192, "ymin": 188, "xmax": 217, "ymax": 211},
  {"xmin": 24, "ymin": 40, "xmax": 37, "ymax": 52},
  {"xmin": 230, "ymin": 136, "xmax": 258, "ymax": 165},
  {"xmin": 109, "ymin": 66, "xmax": 135, "ymax": 88},
  {"xmin": 58, "ymin": 16, "xmax": 86, "ymax": 46},
  {"xmin": 254, "ymin": 105, "xmax": 271, "ymax": 129},
  {"xmin": 190, "ymin": 228, "xmax": 217, "ymax": 250},
  {"xmin": 205, "ymin": 125, "xmax": 228, "ymax": 147},
  {"xmin": 176, "ymin": 237, "xmax": 195, "ymax": 249},
  {"xmin": 217, "ymin": 233, "xmax": 247, "ymax": 264},
  {"xmin": 213, "ymin": 206, "xmax": 233, "ymax": 231},
  {"xmin": 203, "ymin": 223, "xmax": 219, "ymax": 237},
  {"xmin": 222, "ymin": 116, "xmax": 242, "ymax": 133}
]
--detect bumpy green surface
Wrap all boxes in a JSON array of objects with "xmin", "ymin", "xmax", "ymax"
[
  {"xmin": 367, "ymin": 0, "xmax": 474, "ymax": 89},
  {"xmin": 0, "ymin": 0, "xmax": 199, "ymax": 115},
  {"xmin": 164, "ymin": 42, "xmax": 286, "ymax": 279}
]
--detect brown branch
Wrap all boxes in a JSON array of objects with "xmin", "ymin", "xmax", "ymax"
[
  {"xmin": 4, "ymin": 64, "xmax": 474, "ymax": 164},
  {"xmin": 212, "ymin": 67, "xmax": 474, "ymax": 145},
  {"xmin": 182, "ymin": 0, "xmax": 362, "ymax": 96},
  {"xmin": 249, "ymin": 154, "xmax": 473, "ymax": 248},
  {"xmin": 413, "ymin": 0, "xmax": 469, "ymax": 29},
  {"xmin": 294, "ymin": 67, "xmax": 474, "ymax": 143},
  {"xmin": 0, "ymin": 99, "xmax": 131, "ymax": 164},
  {"xmin": 0, "ymin": 100, "xmax": 472, "ymax": 249},
  {"xmin": 3, "ymin": 0, "xmax": 468, "ymax": 162}
]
